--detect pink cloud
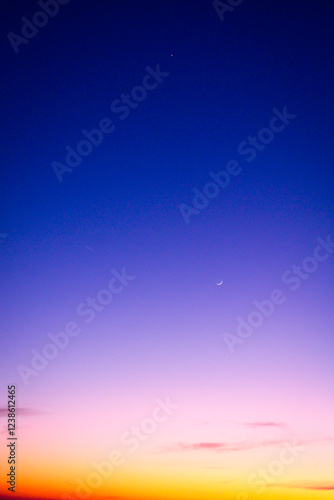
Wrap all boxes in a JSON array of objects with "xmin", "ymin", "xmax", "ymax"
[
  {"xmin": 161, "ymin": 439, "xmax": 291, "ymax": 453},
  {"xmin": 271, "ymin": 481, "xmax": 334, "ymax": 491},
  {"xmin": 0, "ymin": 407, "xmax": 44, "ymax": 417},
  {"xmin": 243, "ymin": 421, "xmax": 286, "ymax": 429},
  {"xmin": 160, "ymin": 436, "xmax": 334, "ymax": 454}
]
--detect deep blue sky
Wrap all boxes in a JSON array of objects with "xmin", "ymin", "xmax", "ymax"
[{"xmin": 1, "ymin": 0, "xmax": 333, "ymax": 233}]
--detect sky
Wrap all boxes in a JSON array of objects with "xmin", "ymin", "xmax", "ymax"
[{"xmin": 0, "ymin": 0, "xmax": 334, "ymax": 499}]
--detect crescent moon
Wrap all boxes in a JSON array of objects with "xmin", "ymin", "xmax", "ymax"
[{"xmin": 216, "ymin": 281, "xmax": 223, "ymax": 286}]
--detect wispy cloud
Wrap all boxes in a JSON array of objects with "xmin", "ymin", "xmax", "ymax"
[
  {"xmin": 0, "ymin": 407, "xmax": 45, "ymax": 417},
  {"xmin": 242, "ymin": 421, "xmax": 286, "ymax": 429},
  {"xmin": 271, "ymin": 481, "xmax": 334, "ymax": 491},
  {"xmin": 160, "ymin": 439, "xmax": 289, "ymax": 453},
  {"xmin": 160, "ymin": 436, "xmax": 334, "ymax": 454}
]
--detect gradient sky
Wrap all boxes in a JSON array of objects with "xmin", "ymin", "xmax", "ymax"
[{"xmin": 0, "ymin": 1, "xmax": 334, "ymax": 499}]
